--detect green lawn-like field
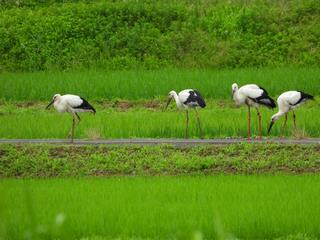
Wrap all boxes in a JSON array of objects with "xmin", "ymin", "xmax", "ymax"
[{"xmin": 1, "ymin": 176, "xmax": 320, "ymax": 240}]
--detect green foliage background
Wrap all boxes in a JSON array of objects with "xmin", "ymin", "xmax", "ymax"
[{"xmin": 0, "ymin": 0, "xmax": 319, "ymax": 71}]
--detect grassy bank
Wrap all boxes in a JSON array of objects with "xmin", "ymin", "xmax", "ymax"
[
  {"xmin": 0, "ymin": 68, "xmax": 319, "ymax": 101},
  {"xmin": 1, "ymin": 0, "xmax": 320, "ymax": 71},
  {"xmin": 1, "ymin": 176, "xmax": 320, "ymax": 239},
  {"xmin": 0, "ymin": 144, "xmax": 319, "ymax": 177}
]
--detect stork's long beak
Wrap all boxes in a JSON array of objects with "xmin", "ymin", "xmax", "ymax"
[
  {"xmin": 46, "ymin": 100, "xmax": 54, "ymax": 109},
  {"xmin": 267, "ymin": 121, "xmax": 275, "ymax": 134},
  {"xmin": 164, "ymin": 97, "xmax": 172, "ymax": 110}
]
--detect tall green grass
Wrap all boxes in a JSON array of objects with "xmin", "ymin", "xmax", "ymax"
[
  {"xmin": 0, "ymin": 104, "xmax": 319, "ymax": 138},
  {"xmin": 0, "ymin": 68, "xmax": 319, "ymax": 101},
  {"xmin": 1, "ymin": 176, "xmax": 320, "ymax": 239}
]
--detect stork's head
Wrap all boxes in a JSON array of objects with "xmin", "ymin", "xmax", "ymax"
[
  {"xmin": 165, "ymin": 91, "xmax": 176, "ymax": 110},
  {"xmin": 231, "ymin": 83, "xmax": 239, "ymax": 103},
  {"xmin": 231, "ymin": 83, "xmax": 238, "ymax": 95},
  {"xmin": 53, "ymin": 93, "xmax": 61, "ymax": 99},
  {"xmin": 267, "ymin": 113, "xmax": 281, "ymax": 134},
  {"xmin": 46, "ymin": 94, "xmax": 61, "ymax": 109},
  {"xmin": 168, "ymin": 91, "xmax": 176, "ymax": 98}
]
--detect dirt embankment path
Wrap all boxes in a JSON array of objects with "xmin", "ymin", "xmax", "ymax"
[{"xmin": 0, "ymin": 138, "xmax": 319, "ymax": 146}]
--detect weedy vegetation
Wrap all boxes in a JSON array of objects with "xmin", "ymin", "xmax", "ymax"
[{"xmin": 0, "ymin": 144, "xmax": 319, "ymax": 177}]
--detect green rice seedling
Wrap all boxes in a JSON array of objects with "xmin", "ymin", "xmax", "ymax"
[
  {"xmin": 0, "ymin": 67, "xmax": 319, "ymax": 101},
  {"xmin": 1, "ymin": 176, "xmax": 320, "ymax": 239},
  {"xmin": 0, "ymin": 105, "xmax": 319, "ymax": 139}
]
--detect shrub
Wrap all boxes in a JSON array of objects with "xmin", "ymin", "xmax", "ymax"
[{"xmin": 0, "ymin": 0, "xmax": 319, "ymax": 71}]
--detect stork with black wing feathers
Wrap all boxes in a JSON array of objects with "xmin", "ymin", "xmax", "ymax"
[{"xmin": 165, "ymin": 89, "xmax": 206, "ymax": 138}]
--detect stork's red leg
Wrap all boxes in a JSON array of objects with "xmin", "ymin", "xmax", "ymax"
[
  {"xmin": 195, "ymin": 109, "xmax": 203, "ymax": 139},
  {"xmin": 280, "ymin": 113, "xmax": 288, "ymax": 137},
  {"xmin": 185, "ymin": 110, "xmax": 189, "ymax": 139},
  {"xmin": 75, "ymin": 112, "xmax": 81, "ymax": 123},
  {"xmin": 248, "ymin": 106, "xmax": 251, "ymax": 142},
  {"xmin": 71, "ymin": 116, "xmax": 75, "ymax": 143},
  {"xmin": 293, "ymin": 111, "xmax": 297, "ymax": 130},
  {"xmin": 257, "ymin": 108, "xmax": 262, "ymax": 140}
]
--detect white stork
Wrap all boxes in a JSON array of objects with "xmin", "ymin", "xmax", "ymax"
[
  {"xmin": 268, "ymin": 91, "xmax": 314, "ymax": 135},
  {"xmin": 165, "ymin": 89, "xmax": 206, "ymax": 138},
  {"xmin": 46, "ymin": 94, "xmax": 96, "ymax": 142},
  {"xmin": 232, "ymin": 83, "xmax": 276, "ymax": 141}
]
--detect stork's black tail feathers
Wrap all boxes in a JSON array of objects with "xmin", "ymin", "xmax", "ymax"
[
  {"xmin": 250, "ymin": 86, "xmax": 276, "ymax": 109},
  {"xmin": 78, "ymin": 97, "xmax": 96, "ymax": 113},
  {"xmin": 194, "ymin": 90, "xmax": 206, "ymax": 108},
  {"xmin": 299, "ymin": 91, "xmax": 314, "ymax": 101},
  {"xmin": 257, "ymin": 95, "xmax": 276, "ymax": 109}
]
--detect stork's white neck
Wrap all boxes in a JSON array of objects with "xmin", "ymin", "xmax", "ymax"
[
  {"xmin": 233, "ymin": 90, "xmax": 243, "ymax": 106},
  {"xmin": 271, "ymin": 110, "xmax": 286, "ymax": 121},
  {"xmin": 53, "ymin": 96, "xmax": 63, "ymax": 111},
  {"xmin": 54, "ymin": 96, "xmax": 61, "ymax": 105},
  {"xmin": 171, "ymin": 91, "xmax": 183, "ymax": 109}
]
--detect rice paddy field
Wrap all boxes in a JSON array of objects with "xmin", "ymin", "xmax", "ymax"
[
  {"xmin": 1, "ymin": 176, "xmax": 320, "ymax": 240},
  {"xmin": 0, "ymin": 67, "xmax": 319, "ymax": 139},
  {"xmin": 1, "ymin": 143, "xmax": 320, "ymax": 240},
  {"xmin": 2, "ymin": 0, "xmax": 320, "ymax": 238},
  {"xmin": 0, "ymin": 68, "xmax": 319, "ymax": 101},
  {"xmin": 0, "ymin": 100, "xmax": 319, "ymax": 139},
  {"xmin": 1, "ymin": 67, "xmax": 320, "ymax": 240}
]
